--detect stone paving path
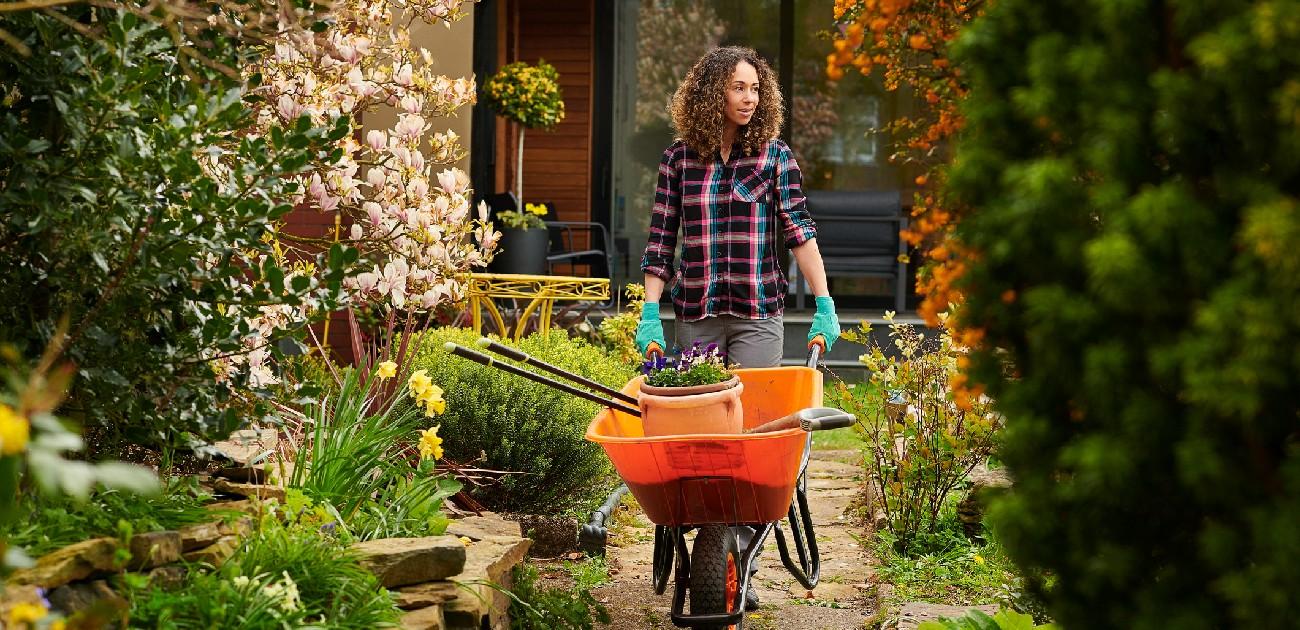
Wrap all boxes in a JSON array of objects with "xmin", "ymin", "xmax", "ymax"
[{"xmin": 592, "ymin": 449, "xmax": 876, "ymax": 629}]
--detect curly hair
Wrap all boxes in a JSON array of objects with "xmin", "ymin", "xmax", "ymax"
[{"xmin": 670, "ymin": 46, "xmax": 784, "ymax": 159}]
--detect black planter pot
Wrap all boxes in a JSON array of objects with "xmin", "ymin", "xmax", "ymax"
[{"xmin": 489, "ymin": 227, "xmax": 550, "ymax": 276}]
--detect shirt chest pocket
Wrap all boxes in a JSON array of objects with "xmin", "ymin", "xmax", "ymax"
[{"xmin": 731, "ymin": 167, "xmax": 773, "ymax": 204}]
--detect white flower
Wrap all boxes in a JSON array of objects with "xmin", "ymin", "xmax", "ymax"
[
  {"xmin": 366, "ymin": 129, "xmax": 387, "ymax": 153},
  {"xmin": 394, "ymin": 113, "xmax": 426, "ymax": 139}
]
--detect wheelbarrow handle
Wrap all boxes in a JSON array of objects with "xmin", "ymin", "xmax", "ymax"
[
  {"xmin": 806, "ymin": 335, "xmax": 826, "ymax": 369},
  {"xmin": 797, "ymin": 407, "xmax": 857, "ymax": 432}
]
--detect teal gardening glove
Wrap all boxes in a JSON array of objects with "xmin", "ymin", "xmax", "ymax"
[
  {"xmin": 636, "ymin": 301, "xmax": 668, "ymax": 357},
  {"xmin": 808, "ymin": 295, "xmax": 841, "ymax": 351}
]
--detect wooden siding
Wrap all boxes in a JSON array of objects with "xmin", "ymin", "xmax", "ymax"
[{"xmin": 506, "ymin": 0, "xmax": 594, "ymax": 232}]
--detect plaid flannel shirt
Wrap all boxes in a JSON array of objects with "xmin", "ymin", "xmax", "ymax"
[{"xmin": 641, "ymin": 139, "xmax": 818, "ymax": 322}]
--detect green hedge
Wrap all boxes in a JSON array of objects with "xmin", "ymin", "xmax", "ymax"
[
  {"xmin": 948, "ymin": 1, "xmax": 1300, "ymax": 627},
  {"xmin": 408, "ymin": 328, "xmax": 633, "ymax": 514}
]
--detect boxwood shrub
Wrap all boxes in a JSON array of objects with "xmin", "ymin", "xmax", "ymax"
[{"xmin": 408, "ymin": 328, "xmax": 634, "ymax": 514}]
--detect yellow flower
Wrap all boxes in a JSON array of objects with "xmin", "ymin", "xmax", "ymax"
[
  {"xmin": 418, "ymin": 425, "xmax": 444, "ymax": 461},
  {"xmin": 375, "ymin": 361, "xmax": 398, "ymax": 379},
  {"xmin": 459, "ymin": 536, "xmax": 473, "ymax": 546},
  {"xmin": 974, "ymin": 554, "xmax": 985, "ymax": 566},
  {"xmin": 424, "ymin": 397, "xmax": 446, "ymax": 417},
  {"xmin": 0, "ymin": 403, "xmax": 29, "ymax": 456},
  {"xmin": 7, "ymin": 601, "xmax": 48, "ymax": 625},
  {"xmin": 408, "ymin": 369, "xmax": 433, "ymax": 397}
]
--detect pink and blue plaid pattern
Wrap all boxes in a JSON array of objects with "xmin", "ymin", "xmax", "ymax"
[{"xmin": 641, "ymin": 139, "xmax": 818, "ymax": 322}]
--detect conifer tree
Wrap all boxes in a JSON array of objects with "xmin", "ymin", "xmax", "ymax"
[{"xmin": 949, "ymin": 1, "xmax": 1300, "ymax": 627}]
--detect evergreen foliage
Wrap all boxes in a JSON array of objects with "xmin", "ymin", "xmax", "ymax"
[
  {"xmin": 408, "ymin": 328, "xmax": 632, "ymax": 513},
  {"xmin": 0, "ymin": 8, "xmax": 348, "ymax": 451},
  {"xmin": 948, "ymin": 1, "xmax": 1300, "ymax": 627}
]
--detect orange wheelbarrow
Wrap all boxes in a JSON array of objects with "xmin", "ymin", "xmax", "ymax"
[
  {"xmin": 586, "ymin": 346, "xmax": 853, "ymax": 629},
  {"xmin": 445, "ymin": 340, "xmax": 854, "ymax": 629}
]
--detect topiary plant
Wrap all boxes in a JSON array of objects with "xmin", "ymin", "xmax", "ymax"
[
  {"xmin": 947, "ymin": 1, "xmax": 1300, "ymax": 627},
  {"xmin": 408, "ymin": 328, "xmax": 632, "ymax": 514}
]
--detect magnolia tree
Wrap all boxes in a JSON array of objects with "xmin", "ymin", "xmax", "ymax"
[{"xmin": 228, "ymin": 0, "xmax": 498, "ymax": 382}]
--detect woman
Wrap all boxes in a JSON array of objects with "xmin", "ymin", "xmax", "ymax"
[
  {"xmin": 635, "ymin": 45, "xmax": 841, "ymax": 611},
  {"xmin": 636, "ymin": 46, "xmax": 840, "ymax": 369}
]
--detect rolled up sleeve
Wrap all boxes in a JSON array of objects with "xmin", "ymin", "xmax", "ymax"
[
  {"xmin": 775, "ymin": 142, "xmax": 818, "ymax": 248},
  {"xmin": 640, "ymin": 146, "xmax": 682, "ymax": 281}
]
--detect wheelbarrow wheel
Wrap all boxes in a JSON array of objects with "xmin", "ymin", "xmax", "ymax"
[{"xmin": 690, "ymin": 525, "xmax": 743, "ymax": 629}]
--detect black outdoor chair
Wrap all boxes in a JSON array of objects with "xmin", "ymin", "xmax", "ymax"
[{"xmin": 794, "ymin": 189, "xmax": 909, "ymax": 313}]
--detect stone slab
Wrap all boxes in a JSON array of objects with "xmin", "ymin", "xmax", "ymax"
[
  {"xmin": 353, "ymin": 536, "xmax": 467, "ymax": 588},
  {"xmin": 127, "ymin": 531, "xmax": 181, "ymax": 570},
  {"xmin": 212, "ymin": 428, "xmax": 278, "ymax": 466},
  {"xmin": 444, "ymin": 513, "xmax": 520, "ymax": 541},
  {"xmin": 178, "ymin": 516, "xmax": 253, "ymax": 551},
  {"xmin": 7, "ymin": 538, "xmax": 120, "ymax": 589},
  {"xmin": 393, "ymin": 582, "xmax": 460, "ymax": 611},
  {"xmin": 896, "ymin": 602, "xmax": 1000, "ymax": 630},
  {"xmin": 47, "ymin": 579, "xmax": 127, "ymax": 615},
  {"xmin": 212, "ymin": 479, "xmax": 286, "ymax": 502},
  {"xmin": 182, "ymin": 535, "xmax": 241, "ymax": 567},
  {"xmin": 401, "ymin": 603, "xmax": 446, "ymax": 630}
]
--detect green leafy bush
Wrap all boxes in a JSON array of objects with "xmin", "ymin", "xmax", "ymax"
[
  {"xmin": 841, "ymin": 317, "xmax": 1000, "ymax": 552},
  {"xmin": 507, "ymin": 563, "xmax": 610, "ymax": 630},
  {"xmin": 919, "ymin": 609, "xmax": 1055, "ymax": 630},
  {"xmin": 408, "ymin": 328, "xmax": 632, "ymax": 513},
  {"xmin": 0, "ymin": 7, "xmax": 348, "ymax": 452},
  {"xmin": 948, "ymin": 1, "xmax": 1300, "ymax": 626},
  {"xmin": 127, "ymin": 520, "xmax": 400, "ymax": 628},
  {"xmin": 2, "ymin": 480, "xmax": 215, "ymax": 558}
]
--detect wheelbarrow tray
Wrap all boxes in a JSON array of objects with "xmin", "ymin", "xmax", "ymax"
[{"xmin": 586, "ymin": 366, "xmax": 822, "ymax": 527}]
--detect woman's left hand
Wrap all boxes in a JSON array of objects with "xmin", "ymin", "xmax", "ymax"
[{"xmin": 807, "ymin": 295, "xmax": 841, "ymax": 351}]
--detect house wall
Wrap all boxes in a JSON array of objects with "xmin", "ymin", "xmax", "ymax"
[{"xmin": 500, "ymin": 0, "xmax": 594, "ymax": 228}]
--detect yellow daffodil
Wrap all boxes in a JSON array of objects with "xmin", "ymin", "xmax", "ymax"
[
  {"xmin": 408, "ymin": 369, "xmax": 433, "ymax": 397},
  {"xmin": 7, "ymin": 601, "xmax": 48, "ymax": 625},
  {"xmin": 424, "ymin": 397, "xmax": 446, "ymax": 417},
  {"xmin": 0, "ymin": 403, "xmax": 29, "ymax": 456},
  {"xmin": 375, "ymin": 361, "xmax": 397, "ymax": 379},
  {"xmin": 418, "ymin": 425, "xmax": 444, "ymax": 461}
]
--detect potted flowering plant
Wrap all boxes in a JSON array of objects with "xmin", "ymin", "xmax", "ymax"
[
  {"xmin": 488, "ymin": 201, "xmax": 551, "ymax": 275},
  {"xmin": 481, "ymin": 60, "xmax": 565, "ymax": 206},
  {"xmin": 640, "ymin": 342, "xmax": 737, "ymax": 393},
  {"xmin": 637, "ymin": 342, "xmax": 743, "ymax": 436}
]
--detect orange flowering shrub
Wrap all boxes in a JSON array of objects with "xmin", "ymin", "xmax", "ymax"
[{"xmin": 828, "ymin": 0, "xmax": 982, "ymax": 326}]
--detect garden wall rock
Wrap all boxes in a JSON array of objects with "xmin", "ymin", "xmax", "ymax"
[
  {"xmin": 183, "ymin": 534, "xmax": 242, "ymax": 566},
  {"xmin": 401, "ymin": 603, "xmax": 447, "ymax": 630},
  {"xmin": 127, "ymin": 531, "xmax": 181, "ymax": 570},
  {"xmin": 353, "ymin": 536, "xmax": 467, "ymax": 588},
  {"xmin": 7, "ymin": 538, "xmax": 120, "ymax": 588},
  {"xmin": 894, "ymin": 602, "xmax": 999, "ymax": 630},
  {"xmin": 47, "ymin": 579, "xmax": 127, "ymax": 615}
]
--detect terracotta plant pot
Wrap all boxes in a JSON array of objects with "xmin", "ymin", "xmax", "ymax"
[{"xmin": 637, "ymin": 375, "xmax": 743, "ymax": 436}]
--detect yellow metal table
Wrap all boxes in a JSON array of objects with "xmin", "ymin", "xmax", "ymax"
[{"xmin": 466, "ymin": 273, "xmax": 610, "ymax": 341}]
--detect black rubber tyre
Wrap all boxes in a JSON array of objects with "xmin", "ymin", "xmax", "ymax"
[{"xmin": 689, "ymin": 525, "xmax": 743, "ymax": 630}]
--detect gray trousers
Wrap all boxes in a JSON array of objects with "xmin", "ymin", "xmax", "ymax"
[
  {"xmin": 673, "ymin": 314, "xmax": 783, "ymax": 369},
  {"xmin": 673, "ymin": 314, "xmax": 783, "ymax": 586}
]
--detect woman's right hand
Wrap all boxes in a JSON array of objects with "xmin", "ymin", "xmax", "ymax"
[{"xmin": 635, "ymin": 302, "xmax": 667, "ymax": 357}]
